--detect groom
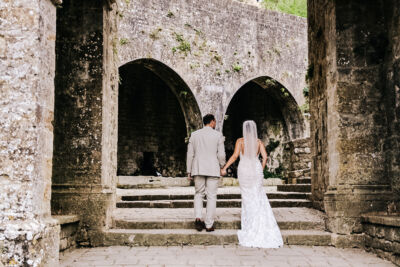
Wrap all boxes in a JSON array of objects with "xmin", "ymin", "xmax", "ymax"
[{"xmin": 186, "ymin": 114, "xmax": 226, "ymax": 232}]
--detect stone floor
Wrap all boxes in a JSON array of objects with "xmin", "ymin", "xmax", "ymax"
[{"xmin": 60, "ymin": 245, "xmax": 395, "ymax": 267}]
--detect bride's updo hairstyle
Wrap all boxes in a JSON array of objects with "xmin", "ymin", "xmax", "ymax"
[{"xmin": 243, "ymin": 120, "xmax": 258, "ymax": 158}]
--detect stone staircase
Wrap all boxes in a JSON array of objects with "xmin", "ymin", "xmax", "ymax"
[
  {"xmin": 103, "ymin": 178, "xmax": 331, "ymax": 247},
  {"xmin": 277, "ymin": 176, "xmax": 312, "ymax": 193}
]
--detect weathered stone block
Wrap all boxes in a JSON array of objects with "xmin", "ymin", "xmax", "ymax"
[
  {"xmin": 364, "ymin": 224, "xmax": 376, "ymax": 237},
  {"xmin": 331, "ymin": 233, "xmax": 365, "ymax": 248}
]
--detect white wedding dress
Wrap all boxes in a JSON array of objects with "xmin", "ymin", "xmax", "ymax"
[{"xmin": 237, "ymin": 121, "xmax": 284, "ymax": 248}]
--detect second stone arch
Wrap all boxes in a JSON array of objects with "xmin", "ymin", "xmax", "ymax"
[{"xmin": 222, "ymin": 76, "xmax": 308, "ymax": 178}]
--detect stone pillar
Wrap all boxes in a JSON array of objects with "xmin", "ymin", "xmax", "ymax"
[
  {"xmin": 0, "ymin": 0, "xmax": 60, "ymax": 265},
  {"xmin": 383, "ymin": 1, "xmax": 400, "ymax": 210},
  {"xmin": 51, "ymin": 0, "xmax": 118, "ymax": 246},
  {"xmin": 308, "ymin": 0, "xmax": 394, "ymax": 246}
]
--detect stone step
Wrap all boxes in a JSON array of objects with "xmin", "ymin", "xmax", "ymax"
[
  {"xmin": 112, "ymin": 207, "xmax": 327, "ymax": 231},
  {"xmin": 113, "ymin": 218, "xmax": 323, "ymax": 230},
  {"xmin": 295, "ymin": 177, "xmax": 311, "ymax": 184},
  {"xmin": 102, "ymin": 229, "xmax": 332, "ymax": 246},
  {"xmin": 120, "ymin": 192, "xmax": 310, "ymax": 201},
  {"xmin": 117, "ymin": 176, "xmax": 283, "ymax": 189},
  {"xmin": 116, "ymin": 199, "xmax": 312, "ymax": 209},
  {"xmin": 277, "ymin": 184, "xmax": 311, "ymax": 192}
]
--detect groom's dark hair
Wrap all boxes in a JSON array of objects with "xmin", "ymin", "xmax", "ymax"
[{"xmin": 203, "ymin": 114, "xmax": 215, "ymax": 125}]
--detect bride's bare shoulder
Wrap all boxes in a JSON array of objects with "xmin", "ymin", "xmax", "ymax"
[{"xmin": 236, "ymin": 138, "xmax": 244, "ymax": 144}]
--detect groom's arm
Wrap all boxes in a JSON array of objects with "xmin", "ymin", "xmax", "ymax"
[
  {"xmin": 186, "ymin": 135, "xmax": 194, "ymax": 176},
  {"xmin": 217, "ymin": 134, "xmax": 226, "ymax": 168}
]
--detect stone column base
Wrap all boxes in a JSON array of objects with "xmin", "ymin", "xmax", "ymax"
[
  {"xmin": 52, "ymin": 184, "xmax": 115, "ymax": 246},
  {"xmin": 0, "ymin": 217, "xmax": 60, "ymax": 266},
  {"xmin": 324, "ymin": 185, "xmax": 392, "ymax": 236},
  {"xmin": 331, "ymin": 233, "xmax": 365, "ymax": 248}
]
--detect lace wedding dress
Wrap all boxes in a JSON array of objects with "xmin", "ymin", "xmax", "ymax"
[{"xmin": 237, "ymin": 121, "xmax": 284, "ymax": 248}]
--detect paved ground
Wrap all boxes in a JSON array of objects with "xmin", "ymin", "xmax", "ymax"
[{"xmin": 60, "ymin": 245, "xmax": 395, "ymax": 267}]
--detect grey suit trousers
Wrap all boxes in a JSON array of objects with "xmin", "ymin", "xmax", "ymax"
[{"xmin": 194, "ymin": 175, "xmax": 219, "ymax": 228}]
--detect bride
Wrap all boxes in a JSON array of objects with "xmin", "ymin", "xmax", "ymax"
[{"xmin": 221, "ymin": 120, "xmax": 283, "ymax": 248}]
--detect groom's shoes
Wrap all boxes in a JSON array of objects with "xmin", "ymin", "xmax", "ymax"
[{"xmin": 195, "ymin": 219, "xmax": 205, "ymax": 232}]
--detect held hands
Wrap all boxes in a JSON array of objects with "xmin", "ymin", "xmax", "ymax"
[
  {"xmin": 220, "ymin": 168, "xmax": 227, "ymax": 177},
  {"xmin": 187, "ymin": 173, "xmax": 193, "ymax": 181}
]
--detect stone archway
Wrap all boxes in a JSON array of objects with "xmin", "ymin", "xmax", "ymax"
[
  {"xmin": 222, "ymin": 76, "xmax": 306, "ymax": 178},
  {"xmin": 118, "ymin": 59, "xmax": 202, "ymax": 177}
]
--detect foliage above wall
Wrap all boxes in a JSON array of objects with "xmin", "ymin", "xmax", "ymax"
[{"xmin": 262, "ymin": 0, "xmax": 307, "ymax": 18}]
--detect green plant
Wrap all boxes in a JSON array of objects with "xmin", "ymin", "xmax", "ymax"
[
  {"xmin": 216, "ymin": 69, "xmax": 221, "ymax": 76},
  {"xmin": 167, "ymin": 11, "xmax": 175, "ymax": 18},
  {"xmin": 184, "ymin": 23, "xmax": 193, "ymax": 28},
  {"xmin": 213, "ymin": 55, "xmax": 222, "ymax": 64},
  {"xmin": 262, "ymin": 0, "xmax": 307, "ymax": 18},
  {"xmin": 174, "ymin": 33, "xmax": 184, "ymax": 42},
  {"xmin": 172, "ymin": 33, "xmax": 191, "ymax": 56},
  {"xmin": 263, "ymin": 163, "xmax": 285, "ymax": 179},
  {"xmin": 149, "ymin": 28, "xmax": 162, "ymax": 40},
  {"xmin": 124, "ymin": 0, "xmax": 130, "ymax": 4},
  {"xmin": 232, "ymin": 63, "xmax": 242, "ymax": 72},
  {"xmin": 275, "ymin": 165, "xmax": 284, "ymax": 176},
  {"xmin": 280, "ymin": 87, "xmax": 289, "ymax": 97},
  {"xmin": 189, "ymin": 62, "xmax": 200, "ymax": 69},
  {"xmin": 265, "ymin": 79, "xmax": 277, "ymax": 87},
  {"xmin": 194, "ymin": 28, "xmax": 205, "ymax": 37},
  {"xmin": 112, "ymin": 38, "xmax": 118, "ymax": 56},
  {"xmin": 300, "ymin": 102, "xmax": 309, "ymax": 113},
  {"xmin": 263, "ymin": 168, "xmax": 283, "ymax": 179},
  {"xmin": 176, "ymin": 41, "xmax": 191, "ymax": 54},
  {"xmin": 272, "ymin": 47, "xmax": 281, "ymax": 56},
  {"xmin": 303, "ymin": 86, "xmax": 309, "ymax": 98},
  {"xmin": 225, "ymin": 69, "xmax": 230, "ymax": 73},
  {"xmin": 119, "ymin": 38, "xmax": 129, "ymax": 45}
]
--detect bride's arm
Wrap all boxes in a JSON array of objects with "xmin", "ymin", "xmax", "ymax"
[
  {"xmin": 259, "ymin": 140, "xmax": 267, "ymax": 170},
  {"xmin": 221, "ymin": 139, "xmax": 241, "ymax": 175}
]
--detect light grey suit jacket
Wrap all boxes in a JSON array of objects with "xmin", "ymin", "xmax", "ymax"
[{"xmin": 186, "ymin": 126, "xmax": 226, "ymax": 177}]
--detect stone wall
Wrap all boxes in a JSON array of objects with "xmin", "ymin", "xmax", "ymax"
[
  {"xmin": 282, "ymin": 138, "xmax": 311, "ymax": 184},
  {"xmin": 0, "ymin": 0, "xmax": 60, "ymax": 265},
  {"xmin": 362, "ymin": 213, "xmax": 400, "ymax": 266},
  {"xmin": 54, "ymin": 215, "xmax": 80, "ymax": 252},
  {"xmin": 308, "ymin": 0, "xmax": 396, "ymax": 243},
  {"xmin": 52, "ymin": 0, "xmax": 118, "ymax": 246},
  {"xmin": 234, "ymin": 0, "xmax": 262, "ymax": 7},
  {"xmin": 118, "ymin": 0, "xmax": 309, "ymax": 131}
]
